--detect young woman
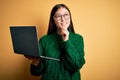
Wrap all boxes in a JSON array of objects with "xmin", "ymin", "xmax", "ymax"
[{"xmin": 26, "ymin": 4, "xmax": 85, "ymax": 80}]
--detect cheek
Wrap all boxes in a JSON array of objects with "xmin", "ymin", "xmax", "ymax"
[
  {"xmin": 66, "ymin": 20, "xmax": 70, "ymax": 27},
  {"xmin": 54, "ymin": 21, "xmax": 60, "ymax": 28},
  {"xmin": 68, "ymin": 20, "xmax": 70, "ymax": 25},
  {"xmin": 54, "ymin": 20, "xmax": 62, "ymax": 28}
]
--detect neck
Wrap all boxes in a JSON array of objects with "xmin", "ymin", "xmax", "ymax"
[{"xmin": 56, "ymin": 29, "xmax": 61, "ymax": 35}]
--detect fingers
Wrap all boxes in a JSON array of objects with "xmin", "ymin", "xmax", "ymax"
[
  {"xmin": 31, "ymin": 58, "xmax": 40, "ymax": 66},
  {"xmin": 24, "ymin": 55, "xmax": 41, "ymax": 67},
  {"xmin": 59, "ymin": 28, "xmax": 69, "ymax": 41},
  {"xmin": 24, "ymin": 55, "xmax": 40, "ymax": 65}
]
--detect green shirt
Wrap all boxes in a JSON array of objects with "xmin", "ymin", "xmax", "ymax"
[{"xmin": 30, "ymin": 32, "xmax": 85, "ymax": 80}]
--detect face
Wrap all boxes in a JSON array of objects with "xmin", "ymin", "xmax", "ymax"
[{"xmin": 53, "ymin": 7, "xmax": 70, "ymax": 30}]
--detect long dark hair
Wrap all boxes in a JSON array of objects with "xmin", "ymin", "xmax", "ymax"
[{"xmin": 47, "ymin": 4, "xmax": 75, "ymax": 34}]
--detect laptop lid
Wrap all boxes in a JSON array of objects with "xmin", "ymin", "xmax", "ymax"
[
  {"xmin": 10, "ymin": 26, "xmax": 40, "ymax": 57},
  {"xmin": 10, "ymin": 26, "xmax": 60, "ymax": 61}
]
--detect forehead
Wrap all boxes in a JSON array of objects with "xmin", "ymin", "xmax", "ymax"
[{"xmin": 55, "ymin": 7, "xmax": 69, "ymax": 15}]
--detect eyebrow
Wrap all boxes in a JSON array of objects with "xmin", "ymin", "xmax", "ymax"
[{"xmin": 55, "ymin": 12, "xmax": 69, "ymax": 15}]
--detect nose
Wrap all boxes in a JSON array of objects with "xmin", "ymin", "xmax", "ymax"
[{"xmin": 61, "ymin": 16, "xmax": 65, "ymax": 21}]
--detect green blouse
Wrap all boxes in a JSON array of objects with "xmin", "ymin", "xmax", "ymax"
[{"xmin": 30, "ymin": 32, "xmax": 85, "ymax": 80}]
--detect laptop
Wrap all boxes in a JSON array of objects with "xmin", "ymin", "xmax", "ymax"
[
  {"xmin": 10, "ymin": 26, "xmax": 40, "ymax": 57},
  {"xmin": 10, "ymin": 26, "xmax": 60, "ymax": 61}
]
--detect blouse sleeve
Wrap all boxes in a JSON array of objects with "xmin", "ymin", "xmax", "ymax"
[
  {"xmin": 30, "ymin": 38, "xmax": 45, "ymax": 76},
  {"xmin": 60, "ymin": 34, "xmax": 85, "ymax": 73}
]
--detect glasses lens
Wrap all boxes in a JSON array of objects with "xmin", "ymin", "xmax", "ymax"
[{"xmin": 64, "ymin": 14, "xmax": 70, "ymax": 19}]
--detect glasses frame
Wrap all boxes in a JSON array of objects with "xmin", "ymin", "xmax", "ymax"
[{"xmin": 54, "ymin": 13, "xmax": 70, "ymax": 21}]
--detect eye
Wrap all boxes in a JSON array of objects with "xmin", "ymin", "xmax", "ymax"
[
  {"xmin": 54, "ymin": 15, "xmax": 61, "ymax": 18},
  {"xmin": 64, "ymin": 14, "xmax": 70, "ymax": 18},
  {"xmin": 64, "ymin": 14, "xmax": 69, "ymax": 16}
]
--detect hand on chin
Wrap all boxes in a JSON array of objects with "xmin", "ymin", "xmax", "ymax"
[{"xmin": 57, "ymin": 26, "xmax": 69, "ymax": 41}]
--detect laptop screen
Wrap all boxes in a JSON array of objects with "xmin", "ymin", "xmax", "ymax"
[{"xmin": 10, "ymin": 26, "xmax": 40, "ymax": 57}]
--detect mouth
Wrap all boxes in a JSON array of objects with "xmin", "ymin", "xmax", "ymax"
[{"xmin": 61, "ymin": 22, "xmax": 67, "ymax": 26}]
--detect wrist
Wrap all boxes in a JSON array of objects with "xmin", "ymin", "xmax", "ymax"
[{"xmin": 63, "ymin": 32, "xmax": 69, "ymax": 41}]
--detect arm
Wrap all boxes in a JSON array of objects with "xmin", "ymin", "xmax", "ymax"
[
  {"xmin": 60, "ymin": 34, "xmax": 85, "ymax": 73},
  {"xmin": 30, "ymin": 38, "xmax": 45, "ymax": 76},
  {"xmin": 30, "ymin": 59, "xmax": 44, "ymax": 76}
]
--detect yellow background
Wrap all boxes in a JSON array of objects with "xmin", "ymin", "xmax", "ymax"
[{"xmin": 0, "ymin": 0, "xmax": 120, "ymax": 80}]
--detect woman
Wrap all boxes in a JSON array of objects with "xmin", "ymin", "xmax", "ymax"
[{"xmin": 26, "ymin": 4, "xmax": 85, "ymax": 80}]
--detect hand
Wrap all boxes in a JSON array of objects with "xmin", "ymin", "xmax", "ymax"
[
  {"xmin": 24, "ymin": 55, "xmax": 40, "ymax": 66},
  {"xmin": 59, "ymin": 28, "xmax": 69, "ymax": 41}
]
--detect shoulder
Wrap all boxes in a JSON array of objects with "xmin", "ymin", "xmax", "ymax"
[
  {"xmin": 69, "ymin": 32, "xmax": 84, "ymax": 46},
  {"xmin": 70, "ymin": 32, "xmax": 84, "ymax": 40}
]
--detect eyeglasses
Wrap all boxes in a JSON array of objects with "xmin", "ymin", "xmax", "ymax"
[{"xmin": 54, "ymin": 13, "xmax": 70, "ymax": 21}]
